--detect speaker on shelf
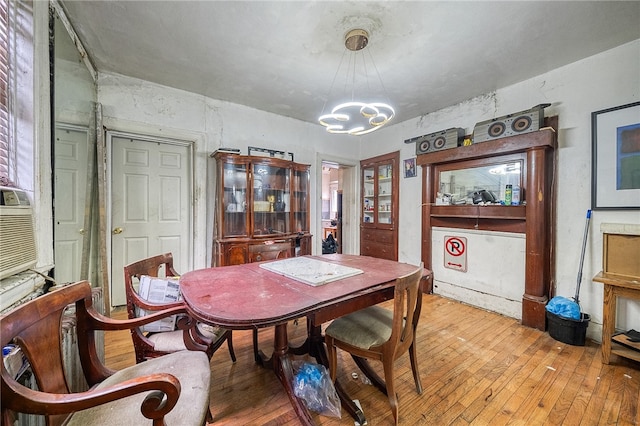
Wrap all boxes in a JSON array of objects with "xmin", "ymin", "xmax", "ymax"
[
  {"xmin": 405, "ymin": 127, "xmax": 465, "ymax": 155},
  {"xmin": 473, "ymin": 103, "xmax": 550, "ymax": 144}
]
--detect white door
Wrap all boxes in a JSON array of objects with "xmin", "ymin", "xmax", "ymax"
[
  {"xmin": 54, "ymin": 124, "xmax": 89, "ymax": 283},
  {"xmin": 109, "ymin": 133, "xmax": 192, "ymax": 306}
]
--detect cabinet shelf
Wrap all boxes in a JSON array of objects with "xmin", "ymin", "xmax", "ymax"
[
  {"xmin": 212, "ymin": 152, "xmax": 312, "ymax": 266},
  {"xmin": 430, "ymin": 205, "xmax": 526, "ymax": 220}
]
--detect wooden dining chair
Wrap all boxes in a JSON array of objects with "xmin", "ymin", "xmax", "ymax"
[
  {"xmin": 124, "ymin": 253, "xmax": 235, "ymax": 363},
  {"xmin": 324, "ymin": 264, "xmax": 425, "ymax": 425},
  {"xmin": 1, "ymin": 281, "xmax": 211, "ymax": 426}
]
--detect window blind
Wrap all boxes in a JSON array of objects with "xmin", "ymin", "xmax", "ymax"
[{"xmin": 0, "ymin": 0, "xmax": 11, "ymax": 186}]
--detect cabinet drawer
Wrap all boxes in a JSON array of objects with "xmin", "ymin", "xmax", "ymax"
[
  {"xmin": 249, "ymin": 241, "xmax": 292, "ymax": 262},
  {"xmin": 361, "ymin": 244, "xmax": 394, "ymax": 260},
  {"xmin": 362, "ymin": 228, "xmax": 393, "ymax": 244}
]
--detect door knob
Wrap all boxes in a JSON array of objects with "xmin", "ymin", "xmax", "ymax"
[{"xmin": 112, "ymin": 227, "xmax": 123, "ymax": 235}]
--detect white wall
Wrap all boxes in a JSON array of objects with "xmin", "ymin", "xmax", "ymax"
[
  {"xmin": 97, "ymin": 74, "xmax": 362, "ymax": 267},
  {"xmin": 363, "ymin": 39, "xmax": 640, "ymax": 342}
]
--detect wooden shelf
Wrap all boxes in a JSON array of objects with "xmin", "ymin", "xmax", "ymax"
[
  {"xmin": 594, "ymin": 268, "xmax": 640, "ymax": 364},
  {"xmin": 611, "ymin": 333, "xmax": 640, "ymax": 362},
  {"xmin": 430, "ymin": 205, "xmax": 526, "ymax": 220}
]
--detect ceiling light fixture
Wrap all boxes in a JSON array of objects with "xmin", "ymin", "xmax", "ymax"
[{"xmin": 318, "ymin": 29, "xmax": 394, "ymax": 136}]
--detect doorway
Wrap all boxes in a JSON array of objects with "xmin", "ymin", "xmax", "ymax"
[{"xmin": 320, "ymin": 160, "xmax": 356, "ymax": 255}]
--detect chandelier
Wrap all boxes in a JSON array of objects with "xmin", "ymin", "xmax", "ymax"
[{"xmin": 318, "ymin": 29, "xmax": 395, "ymax": 136}]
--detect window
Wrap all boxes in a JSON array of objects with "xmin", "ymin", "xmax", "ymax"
[
  {"xmin": 0, "ymin": 0, "xmax": 11, "ymax": 186},
  {"xmin": 0, "ymin": 0, "xmax": 33, "ymax": 190}
]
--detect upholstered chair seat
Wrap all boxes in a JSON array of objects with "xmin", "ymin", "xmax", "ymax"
[
  {"xmin": 324, "ymin": 305, "xmax": 397, "ymax": 349},
  {"xmin": 66, "ymin": 350, "xmax": 210, "ymax": 426},
  {"xmin": 148, "ymin": 322, "xmax": 227, "ymax": 353}
]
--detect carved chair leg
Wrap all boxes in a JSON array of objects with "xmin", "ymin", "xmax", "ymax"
[
  {"xmin": 409, "ymin": 341, "xmax": 422, "ymax": 394},
  {"xmin": 383, "ymin": 359, "xmax": 399, "ymax": 425}
]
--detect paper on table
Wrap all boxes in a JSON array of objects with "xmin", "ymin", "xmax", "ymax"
[{"xmin": 259, "ymin": 257, "xmax": 363, "ymax": 286}]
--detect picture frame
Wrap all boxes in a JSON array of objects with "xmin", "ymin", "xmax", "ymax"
[
  {"xmin": 404, "ymin": 157, "xmax": 417, "ymax": 178},
  {"xmin": 591, "ymin": 101, "xmax": 640, "ymax": 210}
]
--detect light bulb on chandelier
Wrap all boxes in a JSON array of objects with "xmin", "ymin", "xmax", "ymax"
[{"xmin": 318, "ymin": 29, "xmax": 395, "ymax": 136}]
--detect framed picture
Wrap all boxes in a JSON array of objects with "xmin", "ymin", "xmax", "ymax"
[
  {"xmin": 591, "ymin": 101, "xmax": 640, "ymax": 209},
  {"xmin": 404, "ymin": 158, "xmax": 417, "ymax": 178}
]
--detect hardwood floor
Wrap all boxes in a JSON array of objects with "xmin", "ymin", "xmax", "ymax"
[{"xmin": 105, "ymin": 295, "xmax": 640, "ymax": 425}]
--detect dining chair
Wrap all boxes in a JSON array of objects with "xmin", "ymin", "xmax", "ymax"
[
  {"xmin": 124, "ymin": 253, "xmax": 235, "ymax": 363},
  {"xmin": 324, "ymin": 263, "xmax": 425, "ymax": 425},
  {"xmin": 1, "ymin": 280, "xmax": 211, "ymax": 426}
]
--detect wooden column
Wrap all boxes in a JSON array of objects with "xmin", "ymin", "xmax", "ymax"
[
  {"xmin": 521, "ymin": 146, "xmax": 550, "ymax": 330},
  {"xmin": 421, "ymin": 164, "xmax": 434, "ymax": 293}
]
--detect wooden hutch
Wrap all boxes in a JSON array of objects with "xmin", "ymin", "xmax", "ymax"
[
  {"xmin": 360, "ymin": 151, "xmax": 399, "ymax": 261},
  {"xmin": 212, "ymin": 152, "xmax": 312, "ymax": 266},
  {"xmin": 417, "ymin": 118, "xmax": 557, "ymax": 330}
]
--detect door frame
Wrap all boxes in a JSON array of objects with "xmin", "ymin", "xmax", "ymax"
[
  {"xmin": 106, "ymin": 130, "xmax": 196, "ymax": 305},
  {"xmin": 315, "ymin": 154, "xmax": 359, "ymax": 255}
]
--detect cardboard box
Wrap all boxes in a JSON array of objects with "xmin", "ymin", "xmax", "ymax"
[{"xmin": 603, "ymin": 232, "xmax": 640, "ymax": 279}]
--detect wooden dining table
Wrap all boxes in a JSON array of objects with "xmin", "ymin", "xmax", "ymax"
[{"xmin": 179, "ymin": 254, "xmax": 431, "ymax": 425}]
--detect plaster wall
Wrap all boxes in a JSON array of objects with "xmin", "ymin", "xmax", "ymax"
[
  {"xmin": 97, "ymin": 74, "xmax": 361, "ymax": 267},
  {"xmin": 364, "ymin": 39, "xmax": 640, "ymax": 342}
]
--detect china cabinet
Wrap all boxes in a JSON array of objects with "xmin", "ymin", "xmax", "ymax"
[
  {"xmin": 360, "ymin": 151, "xmax": 399, "ymax": 261},
  {"xmin": 211, "ymin": 152, "xmax": 312, "ymax": 266},
  {"xmin": 417, "ymin": 117, "xmax": 557, "ymax": 330}
]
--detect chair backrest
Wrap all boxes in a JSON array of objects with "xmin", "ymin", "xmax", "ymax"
[
  {"xmin": 387, "ymin": 264, "xmax": 424, "ymax": 356},
  {"xmin": 1, "ymin": 282, "xmax": 102, "ymax": 426},
  {"xmin": 123, "ymin": 253, "xmax": 179, "ymax": 320}
]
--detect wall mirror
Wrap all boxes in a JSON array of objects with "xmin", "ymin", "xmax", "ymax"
[
  {"xmin": 437, "ymin": 156, "xmax": 525, "ymax": 205},
  {"xmin": 51, "ymin": 4, "xmax": 105, "ymax": 304}
]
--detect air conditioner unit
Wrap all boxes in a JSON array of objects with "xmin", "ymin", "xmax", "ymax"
[{"xmin": 0, "ymin": 187, "xmax": 37, "ymax": 280}]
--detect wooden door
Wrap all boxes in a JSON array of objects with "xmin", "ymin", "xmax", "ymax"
[
  {"xmin": 109, "ymin": 133, "xmax": 192, "ymax": 306},
  {"xmin": 54, "ymin": 124, "xmax": 89, "ymax": 283}
]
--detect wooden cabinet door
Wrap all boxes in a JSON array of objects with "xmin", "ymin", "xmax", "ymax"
[{"xmin": 360, "ymin": 151, "xmax": 399, "ymax": 261}]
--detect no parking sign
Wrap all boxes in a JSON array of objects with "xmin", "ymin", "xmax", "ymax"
[{"xmin": 444, "ymin": 236, "xmax": 467, "ymax": 272}]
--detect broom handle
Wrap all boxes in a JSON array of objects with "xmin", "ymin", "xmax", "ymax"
[{"xmin": 575, "ymin": 210, "xmax": 592, "ymax": 303}]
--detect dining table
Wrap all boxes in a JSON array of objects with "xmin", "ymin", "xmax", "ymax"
[{"xmin": 179, "ymin": 254, "xmax": 431, "ymax": 425}]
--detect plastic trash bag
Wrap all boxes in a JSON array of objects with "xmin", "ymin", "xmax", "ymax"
[
  {"xmin": 292, "ymin": 361, "xmax": 341, "ymax": 418},
  {"xmin": 322, "ymin": 234, "xmax": 338, "ymax": 254},
  {"xmin": 545, "ymin": 296, "xmax": 580, "ymax": 320}
]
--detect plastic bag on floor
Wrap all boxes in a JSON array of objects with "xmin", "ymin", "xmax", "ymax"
[{"xmin": 292, "ymin": 361, "xmax": 341, "ymax": 418}]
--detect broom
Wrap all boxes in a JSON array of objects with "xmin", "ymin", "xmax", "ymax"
[{"xmin": 546, "ymin": 210, "xmax": 592, "ymax": 319}]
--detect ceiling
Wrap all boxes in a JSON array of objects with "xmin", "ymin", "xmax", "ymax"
[{"xmin": 59, "ymin": 1, "xmax": 640, "ymax": 129}]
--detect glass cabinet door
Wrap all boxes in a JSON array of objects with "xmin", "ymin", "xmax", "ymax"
[
  {"xmin": 362, "ymin": 167, "xmax": 375, "ymax": 224},
  {"xmin": 222, "ymin": 162, "xmax": 248, "ymax": 237},
  {"xmin": 252, "ymin": 162, "xmax": 290, "ymax": 236},
  {"xmin": 293, "ymin": 167, "xmax": 309, "ymax": 233},
  {"xmin": 377, "ymin": 163, "xmax": 393, "ymax": 224},
  {"xmin": 362, "ymin": 163, "xmax": 394, "ymax": 225}
]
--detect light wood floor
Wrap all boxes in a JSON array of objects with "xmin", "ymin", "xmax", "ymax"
[{"xmin": 105, "ymin": 295, "xmax": 640, "ymax": 425}]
